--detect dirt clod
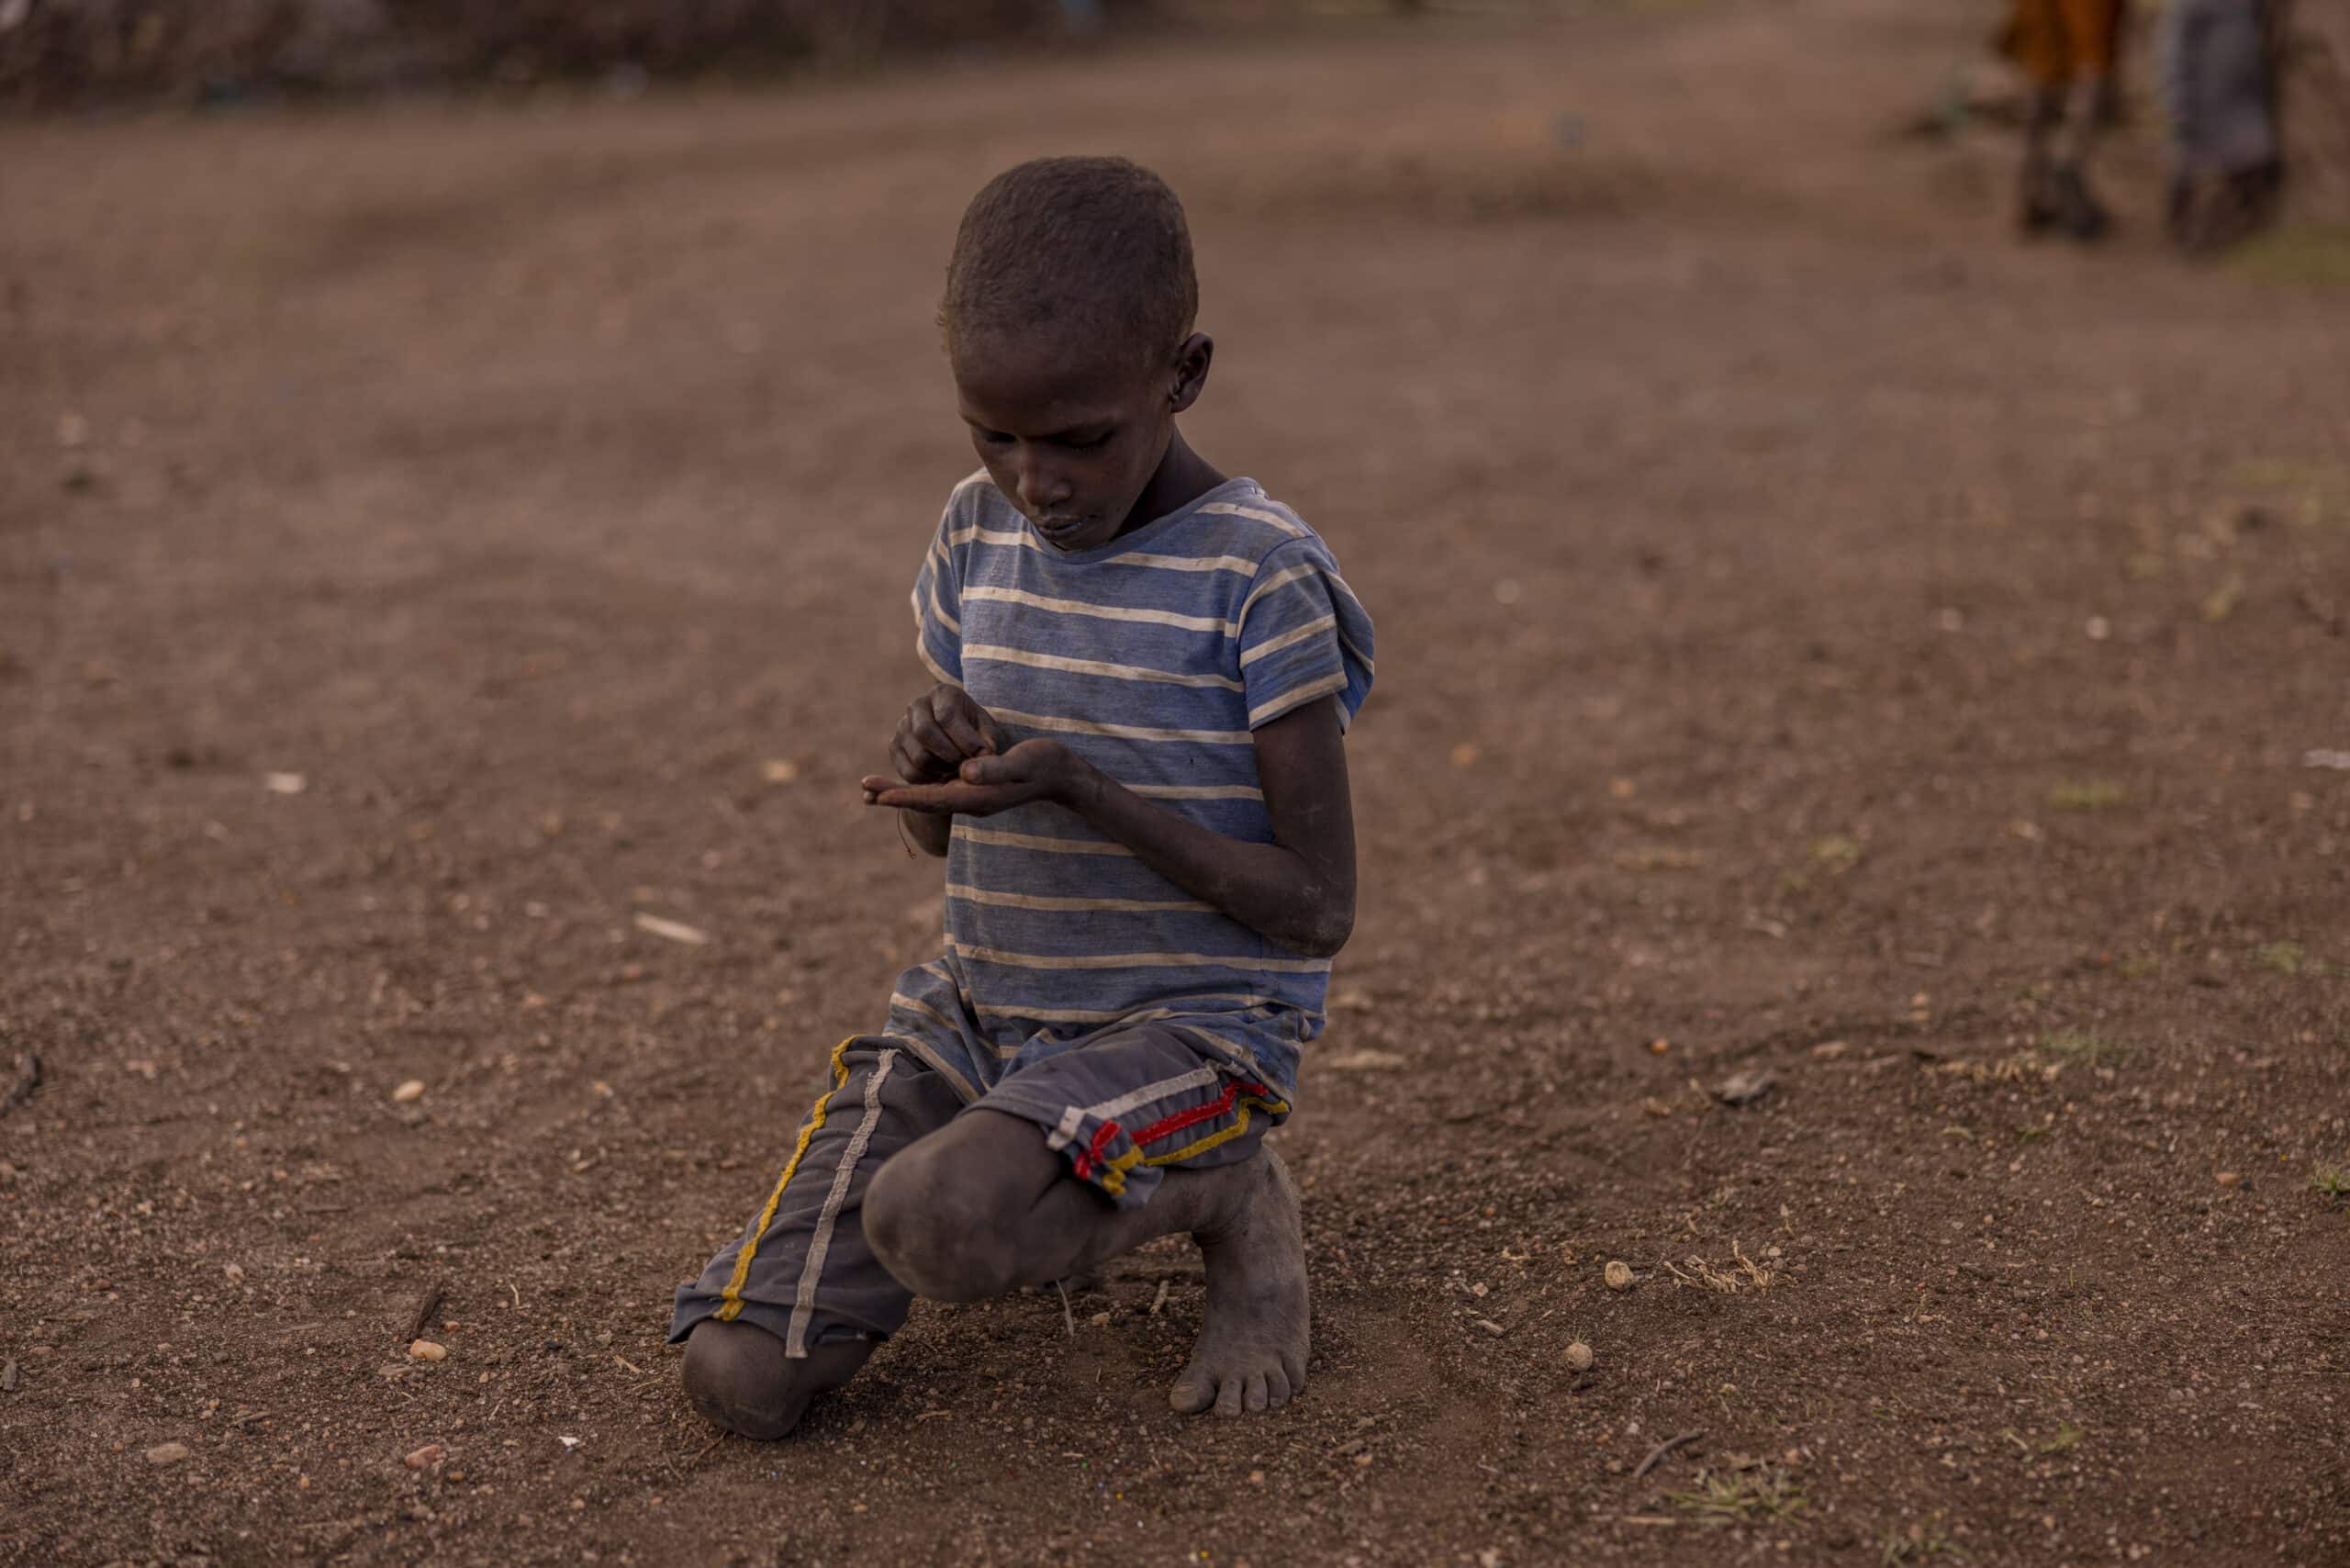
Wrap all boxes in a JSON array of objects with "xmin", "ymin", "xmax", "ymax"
[
  {"xmin": 144, "ymin": 1442, "xmax": 191, "ymax": 1465},
  {"xmin": 404, "ymin": 1443, "xmax": 443, "ymax": 1469},
  {"xmin": 1565, "ymin": 1341, "xmax": 1595, "ymax": 1372},
  {"xmin": 1605, "ymin": 1260, "xmax": 1635, "ymax": 1292}
]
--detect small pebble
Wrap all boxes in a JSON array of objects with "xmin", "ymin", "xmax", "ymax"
[
  {"xmin": 2215, "ymin": 1171, "xmax": 2240, "ymax": 1188},
  {"xmin": 1810, "ymin": 1040, "xmax": 1849, "ymax": 1060},
  {"xmin": 2, "ymin": 1358, "xmax": 18, "ymax": 1393},
  {"xmin": 408, "ymin": 1340, "xmax": 447, "ymax": 1362},
  {"xmin": 392, "ymin": 1080, "xmax": 426, "ymax": 1103},
  {"xmin": 1565, "ymin": 1341, "xmax": 1595, "ymax": 1372},
  {"xmin": 1713, "ymin": 1069, "xmax": 1776, "ymax": 1108},
  {"xmin": 145, "ymin": 1442, "xmax": 192, "ymax": 1466},
  {"xmin": 404, "ymin": 1443, "xmax": 443, "ymax": 1470},
  {"xmin": 1605, "ymin": 1260, "xmax": 1635, "ymax": 1292},
  {"xmin": 224, "ymin": 1263, "xmax": 244, "ymax": 1282}
]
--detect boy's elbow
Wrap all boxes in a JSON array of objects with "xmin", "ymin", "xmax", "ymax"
[{"xmin": 1284, "ymin": 902, "xmax": 1353, "ymax": 960}]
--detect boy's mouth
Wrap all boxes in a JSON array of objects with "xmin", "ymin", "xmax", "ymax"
[{"xmin": 1033, "ymin": 517, "xmax": 1091, "ymax": 543}]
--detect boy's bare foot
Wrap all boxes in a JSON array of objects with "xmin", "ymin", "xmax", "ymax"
[
  {"xmin": 681, "ymin": 1318, "xmax": 872, "ymax": 1439},
  {"xmin": 1169, "ymin": 1149, "xmax": 1309, "ymax": 1417}
]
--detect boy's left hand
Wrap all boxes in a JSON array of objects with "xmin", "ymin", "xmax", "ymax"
[{"xmin": 861, "ymin": 739, "xmax": 1088, "ymax": 817}]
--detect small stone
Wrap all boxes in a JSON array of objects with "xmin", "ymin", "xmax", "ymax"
[
  {"xmin": 1713, "ymin": 1069, "xmax": 1776, "ymax": 1108},
  {"xmin": 408, "ymin": 1340, "xmax": 447, "ymax": 1361},
  {"xmin": 404, "ymin": 1443, "xmax": 443, "ymax": 1470},
  {"xmin": 1565, "ymin": 1341, "xmax": 1595, "ymax": 1372},
  {"xmin": 1646, "ymin": 1038, "xmax": 1670, "ymax": 1056},
  {"xmin": 1450, "ymin": 742, "xmax": 1481, "ymax": 768},
  {"xmin": 1087, "ymin": 1311, "xmax": 1112, "ymax": 1328},
  {"xmin": 1810, "ymin": 1040, "xmax": 1849, "ymax": 1060},
  {"xmin": 224, "ymin": 1263, "xmax": 244, "ymax": 1282},
  {"xmin": 1, "ymin": 1359, "xmax": 18, "ymax": 1393},
  {"xmin": 1604, "ymin": 1260, "xmax": 1635, "ymax": 1292},
  {"xmin": 759, "ymin": 758, "xmax": 801, "ymax": 786},
  {"xmin": 145, "ymin": 1441, "xmax": 192, "ymax": 1465},
  {"xmin": 263, "ymin": 771, "xmax": 307, "ymax": 795},
  {"xmin": 392, "ymin": 1080, "xmax": 426, "ymax": 1103},
  {"xmin": 2215, "ymin": 1171, "xmax": 2240, "ymax": 1188}
]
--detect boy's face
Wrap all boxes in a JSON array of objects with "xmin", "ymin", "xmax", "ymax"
[{"xmin": 953, "ymin": 330, "xmax": 1185, "ymax": 554}]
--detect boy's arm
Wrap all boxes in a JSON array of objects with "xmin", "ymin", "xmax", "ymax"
[{"xmin": 859, "ymin": 697, "xmax": 1356, "ymax": 958}]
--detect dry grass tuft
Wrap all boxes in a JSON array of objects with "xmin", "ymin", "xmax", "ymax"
[
  {"xmin": 1666, "ymin": 1463, "xmax": 1806, "ymax": 1526},
  {"xmin": 1663, "ymin": 1239, "xmax": 1777, "ymax": 1294}
]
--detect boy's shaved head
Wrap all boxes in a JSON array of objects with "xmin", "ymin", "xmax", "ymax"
[{"xmin": 942, "ymin": 156, "xmax": 1197, "ymax": 369}]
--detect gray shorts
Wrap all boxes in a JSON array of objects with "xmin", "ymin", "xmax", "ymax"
[{"xmin": 667, "ymin": 1022, "xmax": 1287, "ymax": 1355}]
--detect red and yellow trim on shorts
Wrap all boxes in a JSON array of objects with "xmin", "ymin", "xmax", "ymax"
[
  {"xmin": 1069, "ymin": 1075, "xmax": 1290, "ymax": 1199},
  {"xmin": 713, "ymin": 1037, "xmax": 854, "ymax": 1323}
]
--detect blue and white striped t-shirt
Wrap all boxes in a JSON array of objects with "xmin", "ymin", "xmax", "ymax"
[{"xmin": 879, "ymin": 472, "xmax": 1374, "ymax": 1103}]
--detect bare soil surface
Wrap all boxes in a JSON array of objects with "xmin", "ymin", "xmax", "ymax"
[{"xmin": 5, "ymin": 3, "xmax": 2349, "ymax": 1563}]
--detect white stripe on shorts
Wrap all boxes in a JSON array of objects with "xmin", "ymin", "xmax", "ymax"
[{"xmin": 786, "ymin": 1048, "xmax": 898, "ymax": 1359}]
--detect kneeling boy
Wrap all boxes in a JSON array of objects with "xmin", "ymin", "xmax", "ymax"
[{"xmin": 671, "ymin": 156, "xmax": 1375, "ymax": 1433}]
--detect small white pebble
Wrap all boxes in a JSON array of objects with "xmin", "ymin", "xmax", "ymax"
[{"xmin": 392, "ymin": 1080, "xmax": 425, "ymax": 1103}]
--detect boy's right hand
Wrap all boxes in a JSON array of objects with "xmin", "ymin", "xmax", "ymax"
[{"xmin": 890, "ymin": 684, "xmax": 1008, "ymax": 785}]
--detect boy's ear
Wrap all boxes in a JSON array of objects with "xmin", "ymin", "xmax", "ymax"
[{"xmin": 1169, "ymin": 332, "xmax": 1214, "ymax": 414}]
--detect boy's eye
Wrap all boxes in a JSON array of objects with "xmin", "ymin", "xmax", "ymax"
[{"xmin": 1063, "ymin": 431, "xmax": 1112, "ymax": 451}]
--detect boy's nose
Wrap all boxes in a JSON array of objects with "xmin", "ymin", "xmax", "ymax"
[{"xmin": 1016, "ymin": 454, "xmax": 1074, "ymax": 513}]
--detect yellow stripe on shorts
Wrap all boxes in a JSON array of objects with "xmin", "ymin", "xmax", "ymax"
[{"xmin": 714, "ymin": 1037, "xmax": 853, "ymax": 1323}]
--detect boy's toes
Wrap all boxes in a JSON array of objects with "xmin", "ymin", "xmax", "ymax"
[
  {"xmin": 1214, "ymin": 1373, "xmax": 1245, "ymax": 1418},
  {"xmin": 1265, "ymin": 1367, "xmax": 1292, "ymax": 1410},
  {"xmin": 1244, "ymin": 1372, "xmax": 1269, "ymax": 1413},
  {"xmin": 1169, "ymin": 1372, "xmax": 1217, "ymax": 1415}
]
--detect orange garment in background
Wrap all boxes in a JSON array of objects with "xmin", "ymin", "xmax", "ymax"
[{"xmin": 2002, "ymin": 0, "xmax": 2126, "ymax": 85}]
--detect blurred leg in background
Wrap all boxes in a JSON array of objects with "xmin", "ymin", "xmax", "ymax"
[
  {"xmin": 2007, "ymin": 0, "xmax": 2125, "ymax": 240},
  {"xmin": 2161, "ymin": 0, "xmax": 2287, "ymax": 252}
]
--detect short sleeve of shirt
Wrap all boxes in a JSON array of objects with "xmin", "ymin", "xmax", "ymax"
[
  {"xmin": 910, "ymin": 505, "xmax": 965, "ymax": 689},
  {"xmin": 1236, "ymin": 538, "xmax": 1376, "ymax": 732}
]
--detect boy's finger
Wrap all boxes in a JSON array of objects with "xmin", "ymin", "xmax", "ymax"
[
  {"xmin": 906, "ymin": 711, "xmax": 963, "ymax": 768},
  {"xmin": 938, "ymin": 708, "xmax": 993, "ymax": 759},
  {"xmin": 973, "ymin": 708, "xmax": 1010, "ymax": 754},
  {"xmin": 867, "ymin": 784, "xmax": 956, "ymax": 812}
]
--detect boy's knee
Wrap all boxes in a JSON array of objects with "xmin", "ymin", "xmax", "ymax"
[
  {"xmin": 866, "ymin": 1141, "xmax": 1024, "ymax": 1303},
  {"xmin": 680, "ymin": 1318, "xmax": 864, "ymax": 1440}
]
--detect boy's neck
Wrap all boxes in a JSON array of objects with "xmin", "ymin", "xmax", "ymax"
[{"xmin": 1116, "ymin": 431, "xmax": 1226, "ymax": 541}]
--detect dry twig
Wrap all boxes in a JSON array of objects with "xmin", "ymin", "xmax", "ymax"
[
  {"xmin": 401, "ymin": 1281, "xmax": 448, "ymax": 1346},
  {"xmin": 1633, "ymin": 1430, "xmax": 1705, "ymax": 1480}
]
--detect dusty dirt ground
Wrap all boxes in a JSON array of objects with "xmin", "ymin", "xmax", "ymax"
[{"xmin": 5, "ymin": 1, "xmax": 2350, "ymax": 1562}]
